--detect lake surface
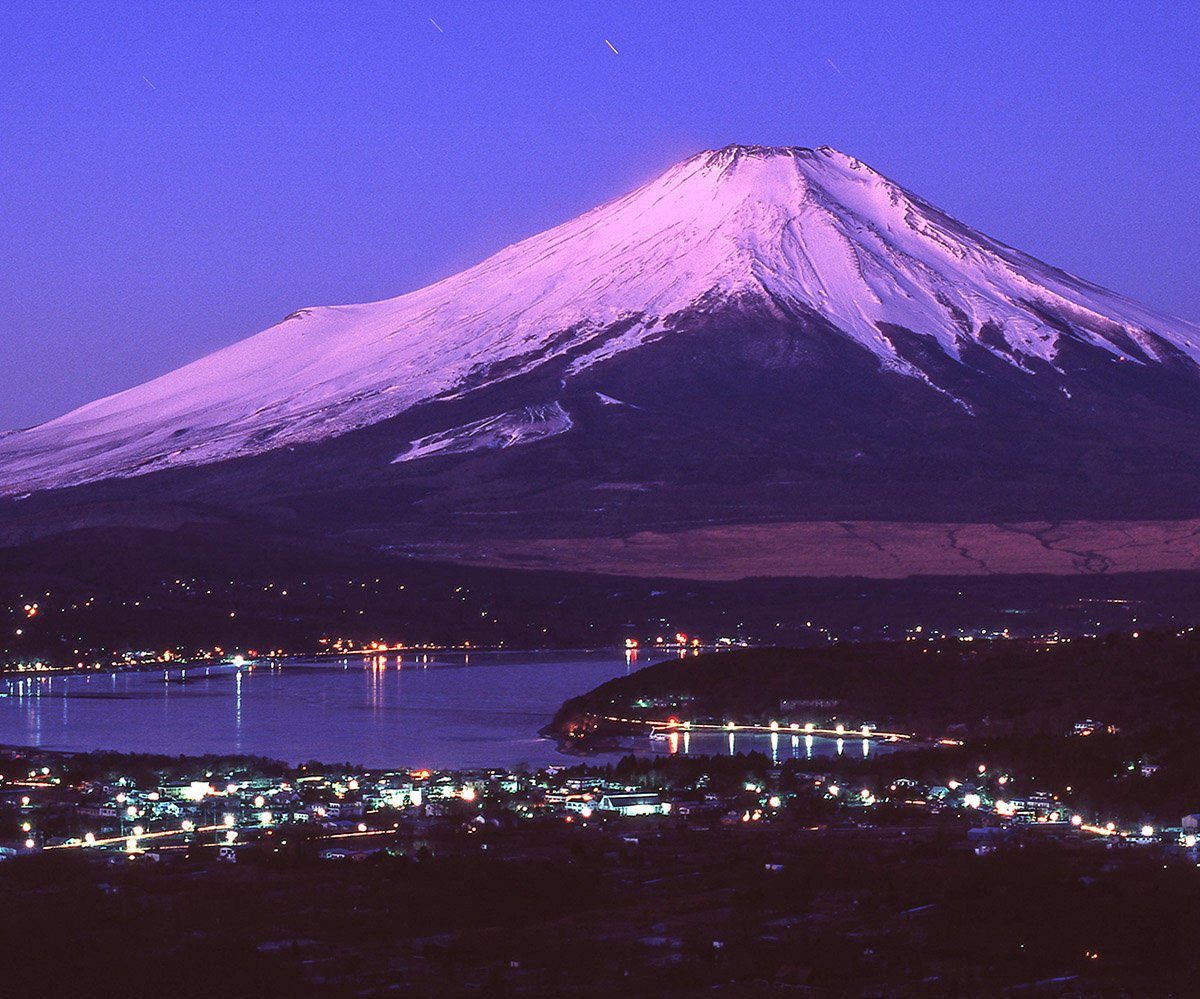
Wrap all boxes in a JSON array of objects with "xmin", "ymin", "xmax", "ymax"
[{"xmin": 0, "ymin": 650, "xmax": 875, "ymax": 769}]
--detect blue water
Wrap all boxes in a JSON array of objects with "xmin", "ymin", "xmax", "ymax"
[{"xmin": 0, "ymin": 651, "xmax": 868, "ymax": 769}]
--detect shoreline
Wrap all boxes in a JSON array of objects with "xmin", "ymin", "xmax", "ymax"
[{"xmin": 0, "ymin": 643, "xmax": 629, "ymax": 682}]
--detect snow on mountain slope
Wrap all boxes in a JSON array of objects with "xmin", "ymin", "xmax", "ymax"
[
  {"xmin": 3, "ymin": 144, "xmax": 1200, "ymax": 495},
  {"xmin": 394, "ymin": 402, "xmax": 573, "ymax": 464}
]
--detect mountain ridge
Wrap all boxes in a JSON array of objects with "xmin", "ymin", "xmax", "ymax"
[{"xmin": 4, "ymin": 143, "xmax": 1200, "ymax": 497}]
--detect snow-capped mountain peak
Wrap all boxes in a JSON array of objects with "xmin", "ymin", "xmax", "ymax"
[{"xmin": 3, "ymin": 144, "xmax": 1200, "ymax": 495}]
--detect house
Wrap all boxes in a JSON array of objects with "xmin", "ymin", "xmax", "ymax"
[
  {"xmin": 320, "ymin": 846, "xmax": 382, "ymax": 861},
  {"xmin": 595, "ymin": 792, "xmax": 669, "ymax": 817}
]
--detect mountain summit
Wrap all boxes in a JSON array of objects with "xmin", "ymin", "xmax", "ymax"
[{"xmin": 4, "ymin": 144, "xmax": 1200, "ymax": 500}]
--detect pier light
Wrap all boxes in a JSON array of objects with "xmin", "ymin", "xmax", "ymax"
[
  {"xmin": 125, "ymin": 837, "xmax": 138, "ymax": 853},
  {"xmin": 180, "ymin": 820, "xmax": 194, "ymax": 832},
  {"xmin": 83, "ymin": 833, "xmax": 96, "ymax": 846},
  {"xmin": 225, "ymin": 830, "xmax": 237, "ymax": 843},
  {"xmin": 835, "ymin": 724, "xmax": 844, "ymax": 735},
  {"xmin": 804, "ymin": 723, "xmax": 814, "ymax": 733},
  {"xmin": 769, "ymin": 720, "xmax": 779, "ymax": 731},
  {"xmin": 131, "ymin": 825, "xmax": 144, "ymax": 837},
  {"xmin": 726, "ymin": 721, "xmax": 736, "ymax": 730},
  {"xmin": 223, "ymin": 814, "xmax": 236, "ymax": 827},
  {"xmin": 789, "ymin": 723, "xmax": 800, "ymax": 731},
  {"xmin": 1105, "ymin": 822, "xmax": 1116, "ymax": 832},
  {"xmin": 860, "ymin": 725, "xmax": 870, "ymax": 736}
]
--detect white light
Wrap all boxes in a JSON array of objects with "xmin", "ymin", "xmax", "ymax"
[
  {"xmin": 963, "ymin": 793, "xmax": 982, "ymax": 809},
  {"xmin": 131, "ymin": 825, "xmax": 144, "ymax": 837},
  {"xmin": 83, "ymin": 832, "xmax": 96, "ymax": 846},
  {"xmin": 225, "ymin": 830, "xmax": 237, "ymax": 843},
  {"xmin": 223, "ymin": 814, "xmax": 236, "ymax": 827},
  {"xmin": 1141, "ymin": 825, "xmax": 1155, "ymax": 837},
  {"xmin": 24, "ymin": 838, "xmax": 35, "ymax": 850},
  {"xmin": 1070, "ymin": 814, "xmax": 1083, "ymax": 826},
  {"xmin": 768, "ymin": 796, "xmax": 781, "ymax": 809},
  {"xmin": 1185, "ymin": 834, "xmax": 1197, "ymax": 848},
  {"xmin": 260, "ymin": 811, "xmax": 273, "ymax": 825},
  {"xmin": 357, "ymin": 822, "xmax": 367, "ymax": 833},
  {"xmin": 126, "ymin": 805, "xmax": 138, "ymax": 817},
  {"xmin": 180, "ymin": 820, "xmax": 194, "ymax": 832},
  {"xmin": 254, "ymin": 795, "xmax": 266, "ymax": 808}
]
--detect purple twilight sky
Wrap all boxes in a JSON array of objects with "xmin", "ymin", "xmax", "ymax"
[{"xmin": 2, "ymin": 2, "xmax": 1198, "ymax": 430}]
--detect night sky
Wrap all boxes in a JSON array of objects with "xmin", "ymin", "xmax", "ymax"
[{"xmin": 3, "ymin": 2, "xmax": 1198, "ymax": 430}]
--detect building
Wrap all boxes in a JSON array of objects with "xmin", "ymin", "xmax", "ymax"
[{"xmin": 595, "ymin": 792, "xmax": 669, "ymax": 817}]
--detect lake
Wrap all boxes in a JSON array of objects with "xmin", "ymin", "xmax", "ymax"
[{"xmin": 0, "ymin": 650, "xmax": 875, "ymax": 769}]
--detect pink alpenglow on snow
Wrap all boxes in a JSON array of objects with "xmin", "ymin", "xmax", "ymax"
[{"xmin": 2, "ymin": 145, "xmax": 1200, "ymax": 496}]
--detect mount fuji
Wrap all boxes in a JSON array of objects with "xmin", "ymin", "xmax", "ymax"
[{"xmin": 5, "ymin": 145, "xmax": 1200, "ymax": 582}]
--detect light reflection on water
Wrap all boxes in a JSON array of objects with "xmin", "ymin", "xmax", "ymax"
[
  {"xmin": 0, "ymin": 651, "xmax": 867, "ymax": 769},
  {"xmin": 663, "ymin": 728, "xmax": 873, "ymax": 764}
]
